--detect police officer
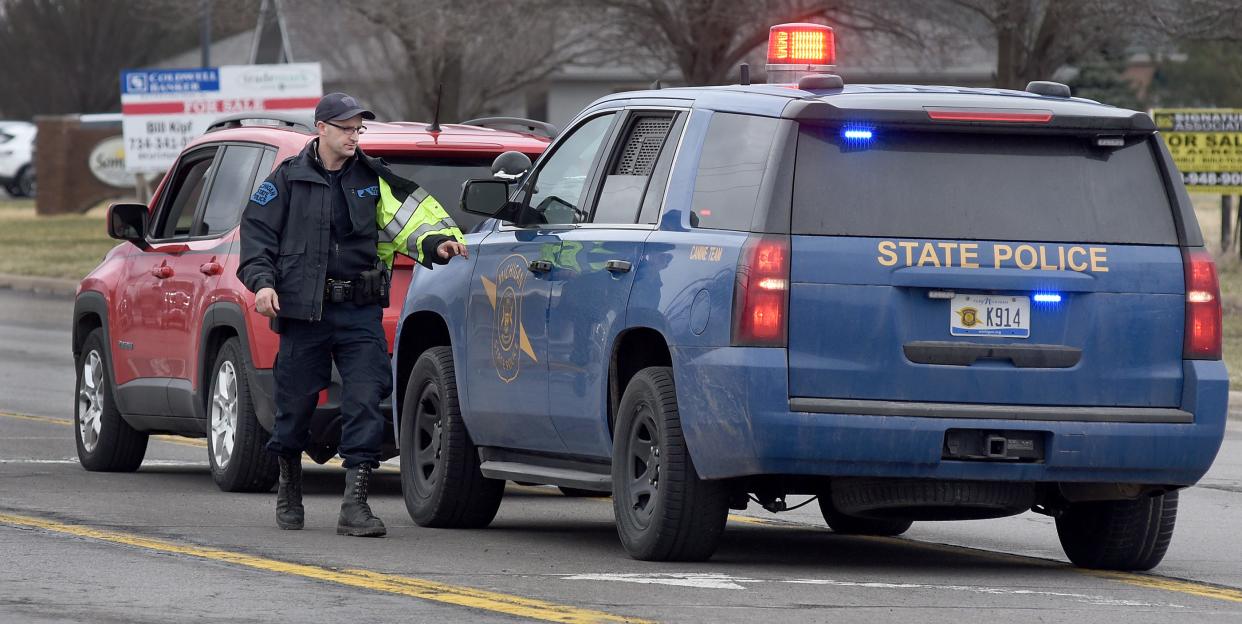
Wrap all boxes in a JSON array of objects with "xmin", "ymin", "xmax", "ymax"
[{"xmin": 238, "ymin": 93, "xmax": 467, "ymax": 537}]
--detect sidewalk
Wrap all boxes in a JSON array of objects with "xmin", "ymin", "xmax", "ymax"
[{"xmin": 0, "ymin": 273, "xmax": 76, "ymax": 297}]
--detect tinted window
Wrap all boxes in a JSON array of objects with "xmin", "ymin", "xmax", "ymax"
[
  {"xmin": 524, "ymin": 113, "xmax": 615, "ymax": 225},
  {"xmin": 386, "ymin": 158, "xmax": 495, "ymax": 233},
  {"xmin": 200, "ymin": 145, "xmax": 263, "ymax": 236},
  {"xmin": 638, "ymin": 115, "xmax": 685, "ymax": 225},
  {"xmin": 691, "ymin": 113, "xmax": 779, "ymax": 231},
  {"xmin": 592, "ymin": 114, "xmax": 676, "ymax": 224},
  {"xmin": 253, "ymin": 148, "xmax": 278, "ymax": 193},
  {"xmin": 793, "ymin": 128, "xmax": 1177, "ymax": 244},
  {"xmin": 155, "ymin": 149, "xmax": 217, "ymax": 239}
]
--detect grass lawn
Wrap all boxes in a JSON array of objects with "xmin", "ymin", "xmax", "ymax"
[{"xmin": 0, "ymin": 199, "xmax": 119, "ymax": 280}]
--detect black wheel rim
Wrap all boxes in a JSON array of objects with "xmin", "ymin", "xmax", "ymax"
[
  {"xmin": 623, "ymin": 402, "xmax": 661, "ymax": 529},
  {"xmin": 411, "ymin": 380, "xmax": 444, "ymax": 498}
]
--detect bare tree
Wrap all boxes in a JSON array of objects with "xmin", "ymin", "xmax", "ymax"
[
  {"xmin": 1139, "ymin": 0, "xmax": 1242, "ymax": 43},
  {"xmin": 595, "ymin": 0, "xmax": 927, "ymax": 86},
  {"xmin": 935, "ymin": 0, "xmax": 1138, "ymax": 89},
  {"xmin": 0, "ymin": 0, "xmax": 257, "ymax": 119},
  {"xmin": 331, "ymin": 0, "xmax": 600, "ymax": 122}
]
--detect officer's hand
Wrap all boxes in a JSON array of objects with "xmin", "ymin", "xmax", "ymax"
[
  {"xmin": 255, "ymin": 287, "xmax": 280, "ymax": 318},
  {"xmin": 437, "ymin": 241, "xmax": 469, "ymax": 260}
]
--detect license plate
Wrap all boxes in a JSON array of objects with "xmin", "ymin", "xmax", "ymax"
[{"xmin": 950, "ymin": 294, "xmax": 1029, "ymax": 338}]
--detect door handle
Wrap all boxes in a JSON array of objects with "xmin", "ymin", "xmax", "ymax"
[
  {"xmin": 150, "ymin": 264, "xmax": 174, "ymax": 279},
  {"xmin": 604, "ymin": 260, "xmax": 632, "ymax": 273},
  {"xmin": 199, "ymin": 262, "xmax": 223, "ymax": 276},
  {"xmin": 528, "ymin": 259, "xmax": 553, "ymax": 274}
]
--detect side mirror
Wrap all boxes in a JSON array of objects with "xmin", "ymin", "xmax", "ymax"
[
  {"xmin": 461, "ymin": 178, "xmax": 516, "ymax": 219},
  {"xmin": 491, "ymin": 151, "xmax": 532, "ymax": 181},
  {"xmin": 107, "ymin": 203, "xmax": 150, "ymax": 250}
]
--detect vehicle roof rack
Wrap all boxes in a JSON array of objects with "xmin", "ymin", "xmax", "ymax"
[
  {"xmin": 205, "ymin": 112, "xmax": 314, "ymax": 134},
  {"xmin": 459, "ymin": 116, "xmax": 558, "ymax": 139}
]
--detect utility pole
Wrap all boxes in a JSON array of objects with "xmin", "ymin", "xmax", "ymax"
[
  {"xmin": 200, "ymin": 0, "xmax": 212, "ymax": 67},
  {"xmin": 249, "ymin": 0, "xmax": 294, "ymax": 64}
]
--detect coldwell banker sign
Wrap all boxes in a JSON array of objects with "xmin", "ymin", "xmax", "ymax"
[{"xmin": 120, "ymin": 63, "xmax": 322, "ymax": 173}]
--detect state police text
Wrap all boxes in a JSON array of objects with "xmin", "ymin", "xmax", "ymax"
[{"xmin": 876, "ymin": 240, "xmax": 1108, "ymax": 273}]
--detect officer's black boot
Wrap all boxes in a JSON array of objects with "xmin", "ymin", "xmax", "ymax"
[
  {"xmin": 276, "ymin": 455, "xmax": 304, "ymax": 530},
  {"xmin": 337, "ymin": 465, "xmax": 386, "ymax": 537}
]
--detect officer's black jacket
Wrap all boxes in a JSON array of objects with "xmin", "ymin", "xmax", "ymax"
[{"xmin": 237, "ymin": 140, "xmax": 451, "ymax": 321}]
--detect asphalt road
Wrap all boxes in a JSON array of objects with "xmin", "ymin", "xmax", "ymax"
[{"xmin": 2, "ymin": 288, "xmax": 1240, "ymax": 623}]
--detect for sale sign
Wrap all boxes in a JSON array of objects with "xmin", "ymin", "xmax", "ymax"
[
  {"xmin": 1153, "ymin": 108, "xmax": 1242, "ymax": 193},
  {"xmin": 120, "ymin": 64, "xmax": 322, "ymax": 173}
]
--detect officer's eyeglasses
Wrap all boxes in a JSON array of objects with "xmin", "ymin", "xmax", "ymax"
[{"xmin": 325, "ymin": 121, "xmax": 367, "ymax": 135}]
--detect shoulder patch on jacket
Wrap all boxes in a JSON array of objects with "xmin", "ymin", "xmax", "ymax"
[
  {"xmin": 356, "ymin": 185, "xmax": 379, "ymax": 198},
  {"xmin": 251, "ymin": 181, "xmax": 278, "ymax": 206}
]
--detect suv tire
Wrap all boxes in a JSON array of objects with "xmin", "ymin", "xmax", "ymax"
[
  {"xmin": 14, "ymin": 165, "xmax": 34, "ymax": 198},
  {"xmin": 75, "ymin": 328, "xmax": 148, "ymax": 471},
  {"xmin": 401, "ymin": 346, "xmax": 504, "ymax": 528},
  {"xmin": 207, "ymin": 337, "xmax": 278, "ymax": 492},
  {"xmin": 1056, "ymin": 490, "xmax": 1178, "ymax": 571},
  {"xmin": 818, "ymin": 497, "xmax": 913, "ymax": 536},
  {"xmin": 612, "ymin": 367, "xmax": 728, "ymax": 561}
]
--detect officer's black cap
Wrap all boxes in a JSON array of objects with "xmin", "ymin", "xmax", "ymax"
[{"xmin": 315, "ymin": 92, "xmax": 376, "ymax": 123}]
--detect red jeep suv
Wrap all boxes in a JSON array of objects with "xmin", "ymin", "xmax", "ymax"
[{"xmin": 72, "ymin": 113, "xmax": 549, "ymax": 491}]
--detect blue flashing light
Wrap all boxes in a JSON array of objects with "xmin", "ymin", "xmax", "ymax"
[
  {"xmin": 842, "ymin": 128, "xmax": 873, "ymax": 140},
  {"xmin": 1033, "ymin": 293, "xmax": 1062, "ymax": 303}
]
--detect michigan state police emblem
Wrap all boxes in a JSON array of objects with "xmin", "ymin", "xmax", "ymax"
[
  {"xmin": 491, "ymin": 255, "xmax": 529, "ymax": 382},
  {"xmin": 251, "ymin": 181, "xmax": 278, "ymax": 206}
]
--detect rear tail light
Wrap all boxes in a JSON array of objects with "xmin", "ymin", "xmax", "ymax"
[
  {"xmin": 1183, "ymin": 249, "xmax": 1222, "ymax": 360},
  {"xmin": 732, "ymin": 235, "xmax": 790, "ymax": 347}
]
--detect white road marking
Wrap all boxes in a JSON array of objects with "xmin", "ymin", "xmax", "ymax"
[
  {"xmin": 785, "ymin": 578, "xmax": 1186, "ymax": 608},
  {"xmin": 563, "ymin": 573, "xmax": 1188, "ymax": 608},
  {"xmin": 563, "ymin": 573, "xmax": 763, "ymax": 590}
]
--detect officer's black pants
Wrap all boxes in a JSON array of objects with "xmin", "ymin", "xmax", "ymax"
[{"xmin": 266, "ymin": 301, "xmax": 392, "ymax": 469}]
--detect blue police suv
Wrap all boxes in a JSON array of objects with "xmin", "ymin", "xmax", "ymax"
[{"xmin": 391, "ymin": 24, "xmax": 1227, "ymax": 569}]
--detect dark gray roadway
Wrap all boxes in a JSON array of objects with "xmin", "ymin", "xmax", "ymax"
[{"xmin": 2, "ymin": 289, "xmax": 1240, "ymax": 623}]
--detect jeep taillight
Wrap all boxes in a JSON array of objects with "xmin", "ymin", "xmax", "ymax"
[
  {"xmin": 732, "ymin": 235, "xmax": 790, "ymax": 347},
  {"xmin": 1183, "ymin": 249, "xmax": 1222, "ymax": 360}
]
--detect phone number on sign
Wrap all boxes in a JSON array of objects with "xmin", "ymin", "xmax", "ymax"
[
  {"xmin": 1184, "ymin": 171, "xmax": 1242, "ymax": 186},
  {"xmin": 127, "ymin": 136, "xmax": 192, "ymax": 152}
]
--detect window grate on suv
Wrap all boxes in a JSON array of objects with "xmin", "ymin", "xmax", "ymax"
[{"xmin": 613, "ymin": 117, "xmax": 673, "ymax": 176}]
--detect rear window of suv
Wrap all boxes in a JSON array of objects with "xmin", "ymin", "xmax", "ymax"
[
  {"xmin": 793, "ymin": 127, "xmax": 1178, "ymax": 245},
  {"xmin": 386, "ymin": 157, "xmax": 495, "ymax": 232}
]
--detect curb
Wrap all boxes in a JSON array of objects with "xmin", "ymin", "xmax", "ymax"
[
  {"xmin": 0, "ymin": 273, "xmax": 77, "ymax": 298},
  {"xmin": 1230, "ymin": 391, "xmax": 1242, "ymax": 421}
]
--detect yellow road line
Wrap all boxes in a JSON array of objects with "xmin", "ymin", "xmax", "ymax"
[
  {"xmin": 0, "ymin": 511, "xmax": 651, "ymax": 624},
  {"xmin": 0, "ymin": 412, "xmax": 70, "ymax": 426},
  {"xmin": 9, "ymin": 411, "xmax": 1239, "ymax": 604},
  {"xmin": 1086, "ymin": 570, "xmax": 1242, "ymax": 604}
]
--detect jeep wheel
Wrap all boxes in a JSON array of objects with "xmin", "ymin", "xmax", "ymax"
[
  {"xmin": 612, "ymin": 367, "xmax": 728, "ymax": 561},
  {"xmin": 207, "ymin": 337, "xmax": 277, "ymax": 492},
  {"xmin": 15, "ymin": 165, "xmax": 34, "ymax": 197},
  {"xmin": 75, "ymin": 328, "xmax": 148, "ymax": 471},
  {"xmin": 818, "ymin": 497, "xmax": 913, "ymax": 536},
  {"xmin": 401, "ymin": 346, "xmax": 504, "ymax": 528},
  {"xmin": 1056, "ymin": 491, "xmax": 1178, "ymax": 571}
]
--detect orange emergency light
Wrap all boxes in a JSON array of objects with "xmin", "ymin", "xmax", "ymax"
[{"xmin": 766, "ymin": 23, "xmax": 835, "ymax": 84}]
